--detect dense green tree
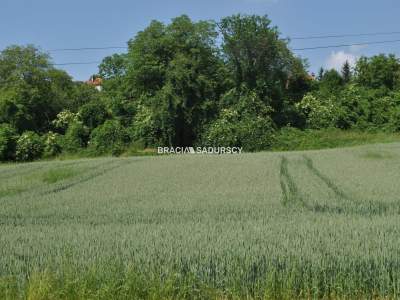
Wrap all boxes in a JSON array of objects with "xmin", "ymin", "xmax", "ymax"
[
  {"xmin": 90, "ymin": 120, "xmax": 130, "ymax": 155},
  {"xmin": 218, "ymin": 14, "xmax": 310, "ymax": 125},
  {"xmin": 317, "ymin": 67, "xmax": 325, "ymax": 81},
  {"xmin": 319, "ymin": 69, "xmax": 344, "ymax": 93},
  {"xmin": 78, "ymin": 101, "xmax": 110, "ymax": 131},
  {"xmin": 68, "ymin": 82, "xmax": 101, "ymax": 112},
  {"xmin": 0, "ymin": 123, "xmax": 17, "ymax": 161},
  {"xmin": 341, "ymin": 60, "xmax": 352, "ymax": 83},
  {"xmin": 99, "ymin": 54, "xmax": 128, "ymax": 98},
  {"xmin": 126, "ymin": 15, "xmax": 225, "ymax": 147},
  {"xmin": 2, "ymin": 17, "xmax": 400, "ymax": 162},
  {"xmin": 355, "ymin": 54, "xmax": 400, "ymax": 90},
  {"xmin": 99, "ymin": 54, "xmax": 127, "ymax": 80},
  {"xmin": 0, "ymin": 45, "xmax": 74, "ymax": 133},
  {"xmin": 62, "ymin": 121, "xmax": 90, "ymax": 152},
  {"xmin": 200, "ymin": 88, "xmax": 276, "ymax": 151}
]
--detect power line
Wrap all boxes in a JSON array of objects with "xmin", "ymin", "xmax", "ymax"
[
  {"xmin": 292, "ymin": 39, "xmax": 400, "ymax": 51},
  {"xmin": 48, "ymin": 46, "xmax": 127, "ymax": 53},
  {"xmin": 52, "ymin": 61, "xmax": 102, "ymax": 66},
  {"xmin": 44, "ymin": 31, "xmax": 400, "ymax": 53},
  {"xmin": 291, "ymin": 31, "xmax": 400, "ymax": 40},
  {"xmin": 49, "ymin": 38, "xmax": 400, "ymax": 66}
]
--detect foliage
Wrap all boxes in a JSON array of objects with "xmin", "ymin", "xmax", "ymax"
[
  {"xmin": 43, "ymin": 131, "xmax": 62, "ymax": 157},
  {"xmin": 89, "ymin": 120, "xmax": 130, "ymax": 155},
  {"xmin": 126, "ymin": 15, "xmax": 224, "ymax": 147},
  {"xmin": 318, "ymin": 69, "xmax": 344, "ymax": 93},
  {"xmin": 296, "ymin": 93, "xmax": 339, "ymax": 129},
  {"xmin": 68, "ymin": 82, "xmax": 102, "ymax": 112},
  {"xmin": 336, "ymin": 85, "xmax": 385, "ymax": 130},
  {"xmin": 52, "ymin": 110, "xmax": 80, "ymax": 132},
  {"xmin": 99, "ymin": 54, "xmax": 128, "ymax": 80},
  {"xmin": 129, "ymin": 100, "xmax": 159, "ymax": 147},
  {"xmin": 201, "ymin": 89, "xmax": 276, "ymax": 151},
  {"xmin": 1, "ymin": 17, "xmax": 400, "ymax": 162},
  {"xmin": 0, "ymin": 45, "xmax": 74, "ymax": 133},
  {"xmin": 15, "ymin": 131, "xmax": 44, "ymax": 161},
  {"xmin": 106, "ymin": 96, "xmax": 136, "ymax": 127},
  {"xmin": 389, "ymin": 105, "xmax": 400, "ymax": 131},
  {"xmin": 219, "ymin": 14, "xmax": 310, "ymax": 125},
  {"xmin": 0, "ymin": 123, "xmax": 17, "ymax": 161},
  {"xmin": 62, "ymin": 122, "xmax": 89, "ymax": 153},
  {"xmin": 341, "ymin": 60, "xmax": 352, "ymax": 83},
  {"xmin": 355, "ymin": 54, "xmax": 400, "ymax": 90},
  {"xmin": 99, "ymin": 54, "xmax": 128, "ymax": 98},
  {"xmin": 78, "ymin": 100, "xmax": 110, "ymax": 130},
  {"xmin": 272, "ymin": 127, "xmax": 400, "ymax": 151}
]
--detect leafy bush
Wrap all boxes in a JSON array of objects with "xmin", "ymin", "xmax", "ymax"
[
  {"xmin": 201, "ymin": 90, "xmax": 276, "ymax": 152},
  {"xmin": 388, "ymin": 105, "xmax": 400, "ymax": 131},
  {"xmin": 355, "ymin": 54, "xmax": 400, "ymax": 90},
  {"xmin": 0, "ymin": 124, "xmax": 18, "ymax": 161},
  {"xmin": 52, "ymin": 110, "xmax": 80, "ymax": 132},
  {"xmin": 15, "ymin": 131, "xmax": 44, "ymax": 161},
  {"xmin": 62, "ymin": 122, "xmax": 90, "ymax": 153},
  {"xmin": 89, "ymin": 120, "xmax": 130, "ymax": 155},
  {"xmin": 335, "ymin": 85, "xmax": 371, "ymax": 129},
  {"xmin": 79, "ymin": 101, "xmax": 110, "ymax": 130},
  {"xmin": 43, "ymin": 131, "xmax": 62, "ymax": 157},
  {"xmin": 296, "ymin": 93, "xmax": 339, "ymax": 129},
  {"xmin": 130, "ymin": 102, "xmax": 159, "ymax": 147}
]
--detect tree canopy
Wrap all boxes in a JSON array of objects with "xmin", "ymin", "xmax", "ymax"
[{"xmin": 1, "ymin": 15, "xmax": 400, "ymax": 161}]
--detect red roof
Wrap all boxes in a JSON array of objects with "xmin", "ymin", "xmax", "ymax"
[{"xmin": 86, "ymin": 77, "xmax": 103, "ymax": 86}]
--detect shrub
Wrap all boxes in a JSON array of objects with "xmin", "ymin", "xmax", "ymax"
[
  {"xmin": 43, "ymin": 131, "xmax": 62, "ymax": 157},
  {"xmin": 52, "ymin": 110, "xmax": 80, "ymax": 133},
  {"xmin": 201, "ymin": 109, "xmax": 276, "ymax": 152},
  {"xmin": 89, "ymin": 120, "xmax": 130, "ymax": 155},
  {"xmin": 335, "ymin": 85, "xmax": 371, "ymax": 129},
  {"xmin": 296, "ymin": 93, "xmax": 339, "ymax": 129},
  {"xmin": 201, "ymin": 89, "xmax": 276, "ymax": 152},
  {"xmin": 16, "ymin": 131, "xmax": 44, "ymax": 161},
  {"xmin": 62, "ymin": 122, "xmax": 90, "ymax": 153},
  {"xmin": 0, "ymin": 124, "xmax": 18, "ymax": 161},
  {"xmin": 130, "ymin": 103, "xmax": 159, "ymax": 147},
  {"xmin": 79, "ymin": 101, "xmax": 110, "ymax": 130},
  {"xmin": 389, "ymin": 106, "xmax": 400, "ymax": 131}
]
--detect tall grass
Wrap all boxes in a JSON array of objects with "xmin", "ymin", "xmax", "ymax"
[{"xmin": 272, "ymin": 127, "xmax": 400, "ymax": 151}]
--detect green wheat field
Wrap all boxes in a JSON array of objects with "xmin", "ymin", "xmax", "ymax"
[{"xmin": 1, "ymin": 143, "xmax": 400, "ymax": 299}]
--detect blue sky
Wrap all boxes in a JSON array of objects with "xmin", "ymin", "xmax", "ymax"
[{"xmin": 1, "ymin": 0, "xmax": 400, "ymax": 80}]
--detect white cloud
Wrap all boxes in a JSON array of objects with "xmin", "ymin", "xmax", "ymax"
[
  {"xmin": 349, "ymin": 44, "xmax": 367, "ymax": 53},
  {"xmin": 325, "ymin": 51, "xmax": 357, "ymax": 71}
]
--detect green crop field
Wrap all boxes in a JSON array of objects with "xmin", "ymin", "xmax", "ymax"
[{"xmin": 1, "ymin": 143, "xmax": 400, "ymax": 299}]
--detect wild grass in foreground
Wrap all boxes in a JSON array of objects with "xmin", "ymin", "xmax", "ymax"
[
  {"xmin": 1, "ymin": 143, "xmax": 400, "ymax": 299},
  {"xmin": 2, "ymin": 261, "xmax": 400, "ymax": 300}
]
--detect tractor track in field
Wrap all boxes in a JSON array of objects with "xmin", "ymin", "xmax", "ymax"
[
  {"xmin": 279, "ymin": 155, "xmax": 399, "ymax": 215},
  {"xmin": 41, "ymin": 159, "xmax": 137, "ymax": 195},
  {"xmin": 1, "ymin": 160, "xmax": 117, "ymax": 200},
  {"xmin": 0, "ymin": 158, "xmax": 139, "ymax": 200},
  {"xmin": 0, "ymin": 160, "xmax": 86, "ymax": 181},
  {"xmin": 302, "ymin": 155, "xmax": 352, "ymax": 201},
  {"xmin": 279, "ymin": 156, "xmax": 309, "ymax": 210},
  {"xmin": 0, "ymin": 165, "xmax": 45, "ymax": 180}
]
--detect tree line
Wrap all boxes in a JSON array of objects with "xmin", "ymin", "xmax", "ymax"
[{"xmin": 1, "ymin": 14, "xmax": 400, "ymax": 161}]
